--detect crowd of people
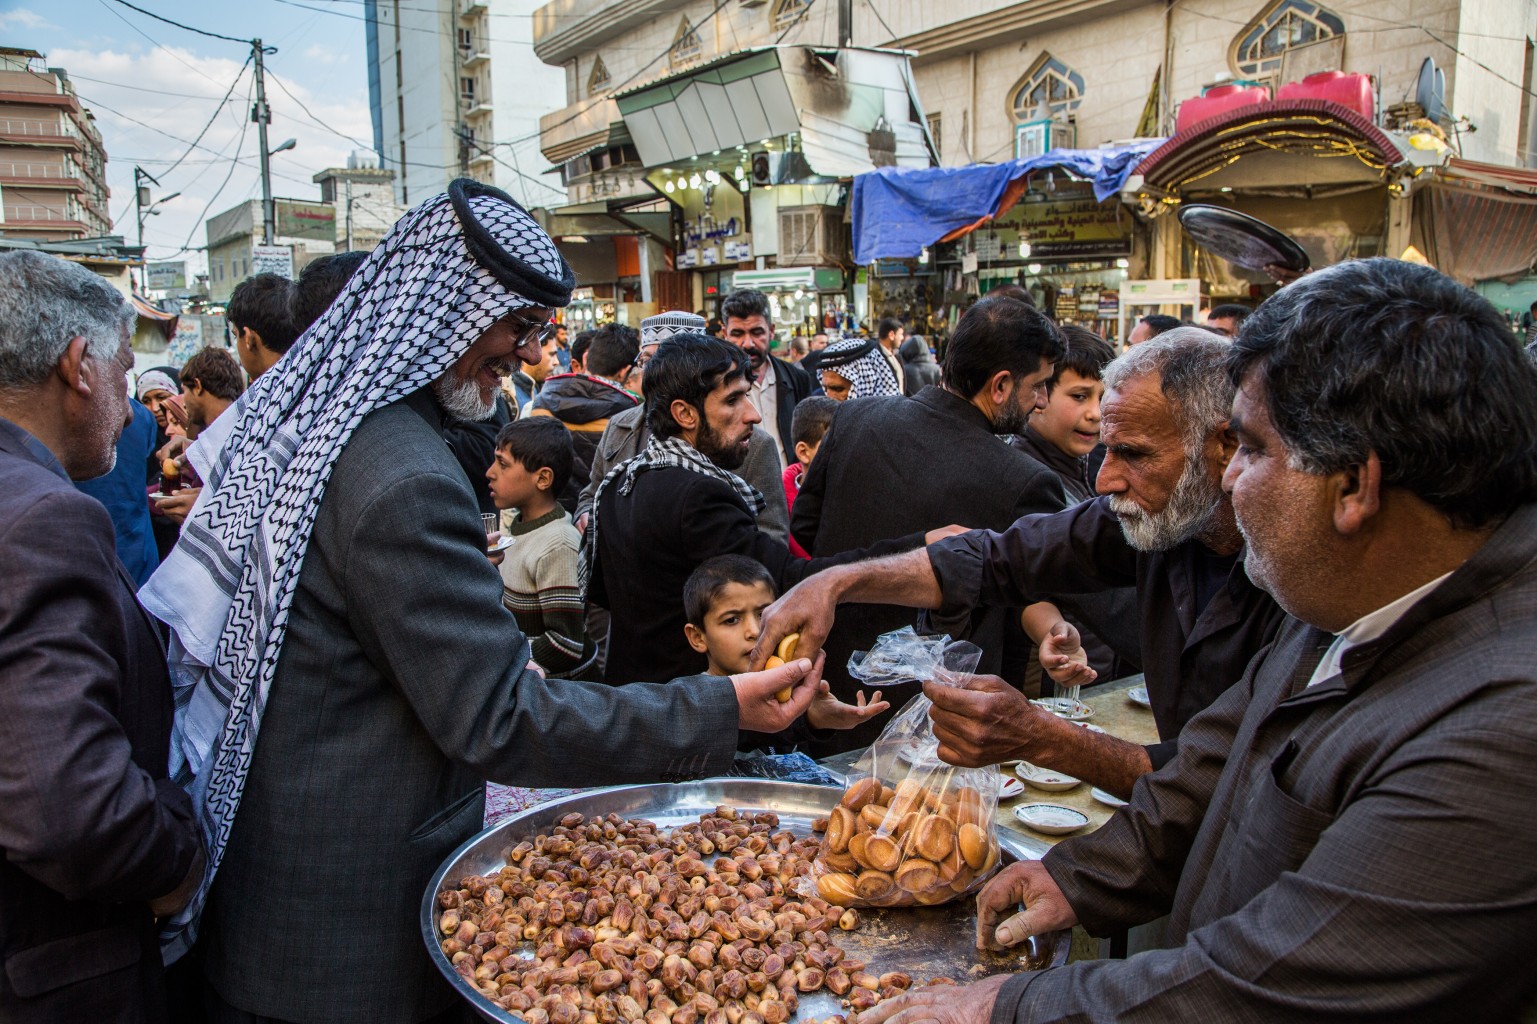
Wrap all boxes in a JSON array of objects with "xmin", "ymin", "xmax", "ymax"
[{"xmin": 4, "ymin": 174, "xmax": 1537, "ymax": 1024}]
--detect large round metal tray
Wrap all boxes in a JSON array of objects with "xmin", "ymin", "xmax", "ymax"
[{"xmin": 423, "ymin": 780, "xmax": 1068, "ymax": 1024}]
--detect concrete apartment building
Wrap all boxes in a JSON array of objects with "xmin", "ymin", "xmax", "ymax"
[
  {"xmin": 362, "ymin": 0, "xmax": 566, "ymax": 211},
  {"xmin": 0, "ymin": 47, "xmax": 112, "ymax": 241},
  {"xmin": 314, "ymin": 150, "xmax": 405, "ymax": 251}
]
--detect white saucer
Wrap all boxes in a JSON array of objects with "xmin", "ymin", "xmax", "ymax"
[
  {"xmin": 1090, "ymin": 788, "xmax": 1128, "ymax": 808},
  {"xmin": 1015, "ymin": 762, "xmax": 1081, "ymax": 792},
  {"xmin": 487, "ymin": 536, "xmax": 514, "ymax": 554},
  {"xmin": 996, "ymin": 776, "xmax": 1024, "ymax": 800},
  {"xmin": 1013, "ymin": 803, "xmax": 1089, "ymax": 836},
  {"xmin": 1127, "ymin": 685, "xmax": 1151, "ymax": 708}
]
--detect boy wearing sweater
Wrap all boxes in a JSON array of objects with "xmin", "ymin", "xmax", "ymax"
[{"xmin": 486, "ymin": 418, "xmax": 587, "ymax": 675}]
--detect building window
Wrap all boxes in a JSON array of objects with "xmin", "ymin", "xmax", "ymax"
[
  {"xmin": 770, "ymin": 0, "xmax": 809, "ymax": 31},
  {"xmin": 671, "ymin": 16, "xmax": 702, "ymax": 68},
  {"xmin": 926, "ymin": 112, "xmax": 942, "ymax": 160},
  {"xmin": 1008, "ymin": 53, "xmax": 1085, "ymax": 122},
  {"xmin": 1231, "ymin": 0, "xmax": 1345, "ymax": 79},
  {"xmin": 460, "ymin": 76, "xmax": 476, "ymax": 102},
  {"xmin": 589, "ymin": 54, "xmax": 611, "ymax": 94}
]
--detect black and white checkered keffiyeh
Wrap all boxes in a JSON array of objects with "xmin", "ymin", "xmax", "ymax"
[
  {"xmin": 818, "ymin": 335, "xmax": 902, "ymax": 399},
  {"xmin": 138, "ymin": 181, "xmax": 571, "ymax": 961},
  {"xmin": 580, "ymin": 434, "xmax": 766, "ymax": 595}
]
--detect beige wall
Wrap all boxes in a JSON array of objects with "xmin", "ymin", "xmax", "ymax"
[{"xmin": 535, "ymin": 0, "xmax": 1537, "ymax": 174}]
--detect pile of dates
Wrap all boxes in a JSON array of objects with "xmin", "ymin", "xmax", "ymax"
[{"xmin": 436, "ymin": 807, "xmax": 931, "ymax": 1024}]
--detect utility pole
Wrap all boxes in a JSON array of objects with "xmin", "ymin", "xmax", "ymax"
[
  {"xmin": 133, "ymin": 165, "xmax": 157, "ymax": 248},
  {"xmin": 344, "ymin": 177, "xmax": 354, "ymax": 251},
  {"xmin": 253, "ymin": 38, "xmax": 275, "ymax": 245},
  {"xmin": 838, "ymin": 0, "xmax": 852, "ymax": 48}
]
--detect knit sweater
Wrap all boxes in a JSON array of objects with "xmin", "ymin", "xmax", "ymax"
[{"xmin": 496, "ymin": 506, "xmax": 586, "ymax": 674}]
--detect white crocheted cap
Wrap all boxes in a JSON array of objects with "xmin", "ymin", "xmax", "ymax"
[{"xmin": 641, "ymin": 310, "xmax": 707, "ymax": 349}]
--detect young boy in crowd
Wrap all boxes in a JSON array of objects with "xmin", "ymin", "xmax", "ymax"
[
  {"xmin": 485, "ymin": 417, "xmax": 587, "ymax": 676},
  {"xmin": 782, "ymin": 396, "xmax": 837, "ymax": 558},
  {"xmin": 683, "ymin": 555, "xmax": 887, "ymax": 737},
  {"xmin": 1011, "ymin": 324, "xmax": 1115, "ymax": 504}
]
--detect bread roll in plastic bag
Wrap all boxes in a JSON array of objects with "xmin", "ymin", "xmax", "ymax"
[{"xmin": 810, "ymin": 628, "xmax": 1003, "ymax": 907}]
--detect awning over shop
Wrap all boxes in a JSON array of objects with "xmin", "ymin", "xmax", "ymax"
[
  {"xmin": 848, "ymin": 142, "xmax": 1163, "ymax": 265},
  {"xmin": 1130, "ymin": 99, "xmax": 1419, "ymax": 201},
  {"xmin": 615, "ymin": 46, "xmax": 933, "ymax": 179},
  {"xmin": 1411, "ymin": 159, "xmax": 1537, "ymax": 284},
  {"xmin": 131, "ymin": 292, "xmax": 178, "ymax": 339}
]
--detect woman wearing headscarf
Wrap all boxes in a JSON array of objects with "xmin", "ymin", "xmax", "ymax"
[{"xmin": 814, "ymin": 335, "xmax": 904, "ymax": 401}]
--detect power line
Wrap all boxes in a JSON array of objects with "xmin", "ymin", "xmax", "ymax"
[
  {"xmin": 104, "ymin": 0, "xmax": 251, "ymax": 45},
  {"xmin": 160, "ymin": 54, "xmax": 254, "ymax": 178},
  {"xmin": 94, "ymin": 0, "xmax": 228, "ymax": 87}
]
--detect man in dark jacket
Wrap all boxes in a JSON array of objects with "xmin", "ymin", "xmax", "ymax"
[
  {"xmin": 530, "ymin": 323, "xmax": 640, "ymax": 511},
  {"xmin": 869, "ymin": 259, "xmax": 1537, "ymax": 1024},
  {"xmin": 587, "ymin": 334, "xmax": 926, "ymax": 687},
  {"xmin": 0, "ymin": 250, "xmax": 203, "ymax": 1023},
  {"xmin": 720, "ymin": 288, "xmax": 811, "ymax": 466},
  {"xmin": 785, "ymin": 296, "xmax": 1069, "ymax": 754}
]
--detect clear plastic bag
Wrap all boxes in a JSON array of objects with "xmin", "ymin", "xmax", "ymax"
[{"xmin": 810, "ymin": 629, "xmax": 1004, "ymax": 907}]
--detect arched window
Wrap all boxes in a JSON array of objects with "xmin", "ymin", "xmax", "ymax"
[
  {"xmin": 1008, "ymin": 53, "xmax": 1084, "ymax": 122},
  {"xmin": 1231, "ymin": 0, "xmax": 1345, "ymax": 79},
  {"xmin": 671, "ymin": 17, "xmax": 702, "ymax": 69},
  {"xmin": 771, "ymin": 0, "xmax": 809, "ymax": 31},
  {"xmin": 588, "ymin": 55, "xmax": 610, "ymax": 94}
]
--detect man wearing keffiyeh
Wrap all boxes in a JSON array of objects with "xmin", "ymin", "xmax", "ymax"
[
  {"xmin": 138, "ymin": 180, "xmax": 824, "ymax": 1024},
  {"xmin": 585, "ymin": 332, "xmax": 929, "ymax": 689}
]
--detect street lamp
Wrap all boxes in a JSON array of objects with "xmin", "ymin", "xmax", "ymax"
[
  {"xmin": 133, "ymin": 165, "xmax": 180, "ymax": 291},
  {"xmin": 259, "ymin": 137, "xmax": 297, "ymax": 245}
]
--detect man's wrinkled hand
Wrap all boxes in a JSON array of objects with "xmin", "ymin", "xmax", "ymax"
[
  {"xmin": 854, "ymin": 975, "xmax": 1007, "ymax": 1024},
  {"xmin": 733, "ymin": 653, "xmax": 822, "ymax": 733},
  {"xmin": 925, "ymin": 675, "xmax": 1060, "ymax": 768},
  {"xmin": 975, "ymin": 860, "xmax": 1078, "ymax": 951},
  {"xmin": 749, "ymin": 576, "xmax": 839, "ymax": 671}
]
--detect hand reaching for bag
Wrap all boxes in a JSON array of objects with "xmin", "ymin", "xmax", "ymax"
[
  {"xmin": 806, "ymin": 686, "xmax": 889, "ymax": 731},
  {"xmin": 1039, "ymin": 620, "xmax": 1097, "ymax": 689}
]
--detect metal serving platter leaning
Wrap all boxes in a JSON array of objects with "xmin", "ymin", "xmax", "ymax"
[{"xmin": 422, "ymin": 779, "xmax": 1070, "ymax": 1024}]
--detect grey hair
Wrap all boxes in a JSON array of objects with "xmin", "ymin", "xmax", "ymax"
[
  {"xmin": 0, "ymin": 250, "xmax": 135, "ymax": 392},
  {"xmin": 1103, "ymin": 327, "xmax": 1235, "ymax": 455}
]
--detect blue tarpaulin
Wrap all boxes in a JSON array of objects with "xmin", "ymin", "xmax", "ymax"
[{"xmin": 850, "ymin": 141, "xmax": 1165, "ymax": 265}]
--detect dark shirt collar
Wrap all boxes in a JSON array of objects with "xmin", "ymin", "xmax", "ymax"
[
  {"xmin": 0, "ymin": 416, "xmax": 71, "ymax": 482},
  {"xmin": 914, "ymin": 384, "xmax": 997, "ymax": 435}
]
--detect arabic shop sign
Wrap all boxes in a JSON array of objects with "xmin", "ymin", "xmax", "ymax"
[
  {"xmin": 993, "ymin": 181, "xmax": 1131, "ymax": 259},
  {"xmin": 674, "ymin": 182, "xmax": 750, "ymax": 269}
]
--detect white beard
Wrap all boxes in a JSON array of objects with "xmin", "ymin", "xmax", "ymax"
[
  {"xmin": 1108, "ymin": 455, "xmax": 1222, "ymax": 551},
  {"xmin": 432, "ymin": 370, "xmax": 498, "ymax": 421}
]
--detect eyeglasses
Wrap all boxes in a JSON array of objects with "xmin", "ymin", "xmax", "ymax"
[{"xmin": 505, "ymin": 310, "xmax": 558, "ymax": 350}]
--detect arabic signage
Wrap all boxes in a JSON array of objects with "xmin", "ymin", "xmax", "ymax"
[
  {"xmin": 674, "ymin": 182, "xmax": 750, "ymax": 268},
  {"xmin": 993, "ymin": 182, "xmax": 1131, "ymax": 260},
  {"xmin": 146, "ymin": 260, "xmax": 186, "ymax": 290},
  {"xmin": 251, "ymin": 245, "xmax": 295, "ymax": 279},
  {"xmin": 275, "ymin": 200, "xmax": 337, "ymax": 242}
]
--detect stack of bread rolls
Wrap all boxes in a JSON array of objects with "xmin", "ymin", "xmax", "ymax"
[{"xmin": 810, "ymin": 774, "xmax": 1000, "ymax": 908}]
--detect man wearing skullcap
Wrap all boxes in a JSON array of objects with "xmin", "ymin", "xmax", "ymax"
[{"xmin": 139, "ymin": 181, "xmax": 822, "ymax": 1024}]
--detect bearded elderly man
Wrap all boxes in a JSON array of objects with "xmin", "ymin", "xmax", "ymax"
[
  {"xmin": 864, "ymin": 258, "xmax": 1537, "ymax": 1023},
  {"xmin": 756, "ymin": 329, "xmax": 1287, "ymax": 798},
  {"xmin": 138, "ymin": 181, "xmax": 824, "ymax": 1024}
]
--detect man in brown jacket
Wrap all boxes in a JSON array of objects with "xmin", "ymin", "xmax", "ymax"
[{"xmin": 860, "ymin": 259, "xmax": 1537, "ymax": 1022}]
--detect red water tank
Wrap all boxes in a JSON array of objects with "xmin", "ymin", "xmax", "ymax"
[
  {"xmin": 1278, "ymin": 71, "xmax": 1374, "ymax": 119},
  {"xmin": 1175, "ymin": 83, "xmax": 1271, "ymax": 133}
]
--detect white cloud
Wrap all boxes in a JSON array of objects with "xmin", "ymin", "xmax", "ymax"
[
  {"xmin": 0, "ymin": 8, "xmax": 53, "ymax": 30},
  {"xmin": 46, "ymin": 45, "xmax": 372, "ymax": 271},
  {"xmin": 302, "ymin": 44, "xmax": 347, "ymax": 65}
]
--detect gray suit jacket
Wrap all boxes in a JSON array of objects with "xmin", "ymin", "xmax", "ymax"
[
  {"xmin": 576, "ymin": 403, "xmax": 790, "ymax": 544},
  {"xmin": 200, "ymin": 388, "xmax": 740, "ymax": 1023}
]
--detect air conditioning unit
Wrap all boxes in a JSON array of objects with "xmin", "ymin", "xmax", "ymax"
[
  {"xmin": 778, "ymin": 206, "xmax": 847, "ymax": 267},
  {"xmin": 750, "ymin": 150, "xmax": 776, "ymax": 186},
  {"xmin": 1014, "ymin": 118, "xmax": 1076, "ymax": 160}
]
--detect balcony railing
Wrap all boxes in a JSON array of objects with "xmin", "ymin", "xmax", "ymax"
[
  {"xmin": 0, "ymin": 161, "xmax": 80, "ymax": 180},
  {"xmin": 4, "ymin": 204, "xmax": 82, "ymax": 222},
  {"xmin": 0, "ymin": 118, "xmax": 78, "ymax": 140}
]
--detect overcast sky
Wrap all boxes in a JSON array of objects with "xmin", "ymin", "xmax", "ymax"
[{"xmin": 3, "ymin": 0, "xmax": 384, "ymax": 273}]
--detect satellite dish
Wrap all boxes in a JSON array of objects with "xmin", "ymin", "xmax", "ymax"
[{"xmin": 1416, "ymin": 57, "xmax": 1446, "ymax": 124}]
